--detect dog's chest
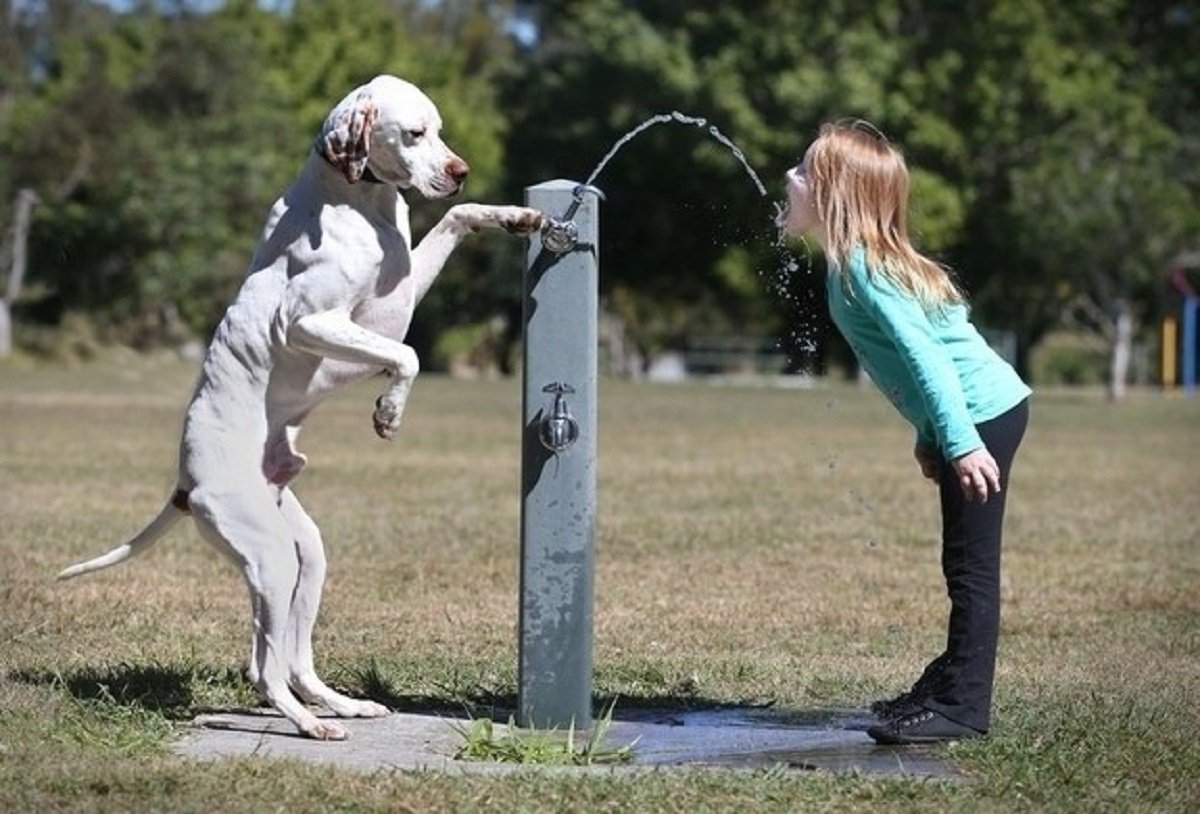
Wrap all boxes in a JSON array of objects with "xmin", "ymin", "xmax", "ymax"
[
  {"xmin": 345, "ymin": 226, "xmax": 416, "ymax": 342},
  {"xmin": 370, "ymin": 227, "xmax": 412, "ymax": 298}
]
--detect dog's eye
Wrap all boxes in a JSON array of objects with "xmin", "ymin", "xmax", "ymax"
[{"xmin": 405, "ymin": 129, "xmax": 426, "ymax": 141}]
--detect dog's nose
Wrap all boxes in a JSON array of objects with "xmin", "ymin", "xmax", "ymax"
[{"xmin": 446, "ymin": 157, "xmax": 470, "ymax": 184}]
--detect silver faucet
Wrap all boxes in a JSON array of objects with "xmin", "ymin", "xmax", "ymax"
[
  {"xmin": 540, "ymin": 184, "xmax": 605, "ymax": 254},
  {"xmin": 538, "ymin": 382, "xmax": 580, "ymax": 453}
]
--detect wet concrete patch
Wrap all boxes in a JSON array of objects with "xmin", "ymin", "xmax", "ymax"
[
  {"xmin": 609, "ymin": 707, "xmax": 957, "ymax": 777},
  {"xmin": 174, "ymin": 706, "xmax": 959, "ymax": 779}
]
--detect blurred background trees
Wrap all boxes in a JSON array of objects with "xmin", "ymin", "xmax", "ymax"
[{"xmin": 2, "ymin": 0, "xmax": 1196, "ymax": 395}]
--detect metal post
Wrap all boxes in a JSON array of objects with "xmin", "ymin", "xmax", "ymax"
[
  {"xmin": 1162, "ymin": 317, "xmax": 1177, "ymax": 389},
  {"xmin": 518, "ymin": 180, "xmax": 599, "ymax": 728},
  {"xmin": 1184, "ymin": 297, "xmax": 1198, "ymax": 396}
]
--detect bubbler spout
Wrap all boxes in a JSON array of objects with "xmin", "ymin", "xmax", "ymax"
[{"xmin": 540, "ymin": 183, "xmax": 605, "ymax": 254}]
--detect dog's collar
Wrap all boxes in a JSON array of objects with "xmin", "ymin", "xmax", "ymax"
[
  {"xmin": 314, "ymin": 143, "xmax": 386, "ymax": 185},
  {"xmin": 360, "ymin": 166, "xmax": 386, "ymax": 185}
]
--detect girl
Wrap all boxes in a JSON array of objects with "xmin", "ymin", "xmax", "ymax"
[{"xmin": 779, "ymin": 121, "xmax": 1030, "ymax": 745}]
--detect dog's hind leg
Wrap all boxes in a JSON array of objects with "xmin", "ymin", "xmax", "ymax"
[
  {"xmin": 189, "ymin": 485, "xmax": 349, "ymax": 740},
  {"xmin": 277, "ymin": 489, "xmax": 389, "ymax": 718}
]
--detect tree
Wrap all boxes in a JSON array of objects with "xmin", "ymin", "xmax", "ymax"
[
  {"xmin": 19, "ymin": 3, "xmax": 300, "ymax": 344},
  {"xmin": 5, "ymin": 0, "xmax": 1196, "ymax": 387},
  {"xmin": 0, "ymin": 0, "xmax": 113, "ymax": 355},
  {"xmin": 0, "ymin": 188, "xmax": 39, "ymax": 357},
  {"xmin": 502, "ymin": 0, "xmax": 970, "ymax": 371},
  {"xmin": 1008, "ymin": 110, "xmax": 1196, "ymax": 398},
  {"xmin": 5, "ymin": 0, "xmax": 517, "ymax": 355},
  {"xmin": 940, "ymin": 0, "xmax": 1200, "ymax": 392}
]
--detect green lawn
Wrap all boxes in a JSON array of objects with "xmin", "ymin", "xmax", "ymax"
[{"xmin": 2, "ymin": 353, "xmax": 1197, "ymax": 811}]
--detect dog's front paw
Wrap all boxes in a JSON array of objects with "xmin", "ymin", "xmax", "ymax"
[
  {"xmin": 499, "ymin": 206, "xmax": 544, "ymax": 235},
  {"xmin": 373, "ymin": 394, "xmax": 403, "ymax": 440}
]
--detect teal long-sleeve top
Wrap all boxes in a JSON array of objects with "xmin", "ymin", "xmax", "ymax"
[{"xmin": 827, "ymin": 249, "xmax": 1031, "ymax": 460}]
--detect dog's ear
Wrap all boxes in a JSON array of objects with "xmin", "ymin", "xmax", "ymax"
[{"xmin": 319, "ymin": 89, "xmax": 379, "ymax": 184}]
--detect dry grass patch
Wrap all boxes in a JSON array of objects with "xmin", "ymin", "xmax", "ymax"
[{"xmin": 2, "ymin": 355, "xmax": 1197, "ymax": 810}]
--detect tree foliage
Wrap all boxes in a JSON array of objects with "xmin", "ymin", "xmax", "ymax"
[
  {"xmin": 1, "ymin": 0, "xmax": 1196, "ymax": 387},
  {"xmin": 504, "ymin": 0, "xmax": 1199, "ymax": 379},
  {"xmin": 3, "ymin": 0, "xmax": 514, "ymax": 347}
]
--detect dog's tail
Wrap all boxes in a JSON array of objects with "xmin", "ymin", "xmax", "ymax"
[{"xmin": 57, "ymin": 489, "xmax": 190, "ymax": 581}]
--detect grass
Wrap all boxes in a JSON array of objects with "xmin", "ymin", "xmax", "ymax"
[
  {"xmin": 1, "ymin": 350, "xmax": 1198, "ymax": 811},
  {"xmin": 453, "ymin": 701, "xmax": 635, "ymax": 765}
]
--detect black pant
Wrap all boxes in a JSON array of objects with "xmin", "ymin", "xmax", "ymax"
[{"xmin": 923, "ymin": 399, "xmax": 1028, "ymax": 732}]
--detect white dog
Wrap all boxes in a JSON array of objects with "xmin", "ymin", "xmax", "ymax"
[{"xmin": 57, "ymin": 75, "xmax": 543, "ymax": 740}]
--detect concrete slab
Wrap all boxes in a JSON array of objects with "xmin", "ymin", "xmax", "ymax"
[{"xmin": 173, "ymin": 706, "xmax": 958, "ymax": 778}]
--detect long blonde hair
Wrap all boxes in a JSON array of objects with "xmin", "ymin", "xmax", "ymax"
[{"xmin": 807, "ymin": 121, "xmax": 963, "ymax": 310}]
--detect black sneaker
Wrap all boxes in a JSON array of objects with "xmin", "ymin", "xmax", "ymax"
[
  {"xmin": 870, "ymin": 694, "xmax": 925, "ymax": 720},
  {"xmin": 870, "ymin": 652, "xmax": 950, "ymax": 718},
  {"xmin": 867, "ymin": 708, "xmax": 985, "ymax": 745}
]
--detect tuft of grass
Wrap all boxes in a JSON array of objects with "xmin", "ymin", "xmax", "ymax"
[
  {"xmin": 960, "ymin": 688, "xmax": 1200, "ymax": 810},
  {"xmin": 51, "ymin": 685, "xmax": 177, "ymax": 756},
  {"xmin": 453, "ymin": 701, "xmax": 636, "ymax": 766},
  {"xmin": 0, "ymin": 675, "xmax": 176, "ymax": 761}
]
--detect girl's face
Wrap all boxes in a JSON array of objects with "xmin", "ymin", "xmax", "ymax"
[{"xmin": 779, "ymin": 147, "xmax": 820, "ymax": 240}]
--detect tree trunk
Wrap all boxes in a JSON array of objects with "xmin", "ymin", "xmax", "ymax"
[
  {"xmin": 0, "ymin": 299, "xmax": 10, "ymax": 357},
  {"xmin": 599, "ymin": 307, "xmax": 631, "ymax": 377},
  {"xmin": 0, "ymin": 188, "xmax": 40, "ymax": 358},
  {"xmin": 1108, "ymin": 298, "xmax": 1134, "ymax": 401}
]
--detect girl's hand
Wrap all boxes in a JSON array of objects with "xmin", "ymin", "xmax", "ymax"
[
  {"xmin": 951, "ymin": 448, "xmax": 1002, "ymax": 503},
  {"xmin": 913, "ymin": 444, "xmax": 940, "ymax": 482}
]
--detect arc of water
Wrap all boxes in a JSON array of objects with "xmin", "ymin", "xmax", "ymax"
[{"xmin": 584, "ymin": 111, "xmax": 767, "ymax": 197}]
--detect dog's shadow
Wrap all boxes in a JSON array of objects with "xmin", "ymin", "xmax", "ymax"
[
  {"xmin": 9, "ymin": 660, "xmax": 516, "ymax": 723},
  {"xmin": 10, "ymin": 662, "xmax": 249, "ymax": 720},
  {"xmin": 11, "ymin": 661, "xmax": 875, "ymax": 738}
]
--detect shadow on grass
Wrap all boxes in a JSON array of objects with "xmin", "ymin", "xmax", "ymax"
[
  {"xmin": 11, "ymin": 660, "xmax": 523, "ymax": 721},
  {"xmin": 11, "ymin": 660, "xmax": 874, "ymax": 734},
  {"xmin": 347, "ymin": 660, "xmax": 762, "ymax": 723},
  {"xmin": 351, "ymin": 665, "xmax": 873, "ymax": 731},
  {"xmin": 9, "ymin": 662, "xmax": 254, "ymax": 720}
]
